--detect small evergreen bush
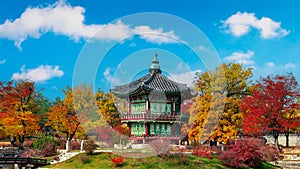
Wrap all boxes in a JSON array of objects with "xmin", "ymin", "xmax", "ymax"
[
  {"xmin": 83, "ymin": 140, "xmax": 98, "ymax": 155},
  {"xmin": 79, "ymin": 154, "xmax": 90, "ymax": 164}
]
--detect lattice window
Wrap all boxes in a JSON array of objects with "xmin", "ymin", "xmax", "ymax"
[
  {"xmin": 131, "ymin": 103, "xmax": 146, "ymax": 114},
  {"xmin": 131, "ymin": 123, "xmax": 146, "ymax": 136},
  {"xmin": 150, "ymin": 102, "xmax": 171, "ymax": 114}
]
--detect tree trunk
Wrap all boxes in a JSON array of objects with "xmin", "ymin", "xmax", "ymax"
[
  {"xmin": 273, "ymin": 130, "xmax": 280, "ymax": 149},
  {"xmin": 18, "ymin": 135, "xmax": 25, "ymax": 151},
  {"xmin": 10, "ymin": 136, "xmax": 16, "ymax": 147},
  {"xmin": 285, "ymin": 132, "xmax": 290, "ymax": 147},
  {"xmin": 80, "ymin": 140, "xmax": 85, "ymax": 152},
  {"xmin": 66, "ymin": 140, "xmax": 70, "ymax": 152}
]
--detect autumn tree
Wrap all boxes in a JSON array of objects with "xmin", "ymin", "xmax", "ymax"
[
  {"xmin": 188, "ymin": 94, "xmax": 211, "ymax": 144},
  {"xmin": 95, "ymin": 89, "xmax": 121, "ymax": 128},
  {"xmin": 72, "ymin": 84, "xmax": 100, "ymax": 132},
  {"xmin": 189, "ymin": 63, "xmax": 253, "ymax": 144},
  {"xmin": 46, "ymin": 86, "xmax": 85, "ymax": 151},
  {"xmin": 241, "ymin": 73, "xmax": 300, "ymax": 147},
  {"xmin": 0, "ymin": 81, "xmax": 40, "ymax": 148}
]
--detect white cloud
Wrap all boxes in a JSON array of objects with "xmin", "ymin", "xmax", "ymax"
[
  {"xmin": 193, "ymin": 45, "xmax": 207, "ymax": 52},
  {"xmin": 169, "ymin": 70, "xmax": 201, "ymax": 87},
  {"xmin": 130, "ymin": 42, "xmax": 136, "ymax": 47},
  {"xmin": 265, "ymin": 62, "xmax": 295, "ymax": 69},
  {"xmin": 222, "ymin": 12, "xmax": 289, "ymax": 39},
  {"xmin": 51, "ymin": 86, "xmax": 58, "ymax": 90},
  {"xmin": 197, "ymin": 45, "xmax": 206, "ymax": 51},
  {"xmin": 284, "ymin": 63, "xmax": 296, "ymax": 69},
  {"xmin": 0, "ymin": 59, "xmax": 5, "ymax": 64},
  {"xmin": 133, "ymin": 26, "xmax": 179, "ymax": 44},
  {"xmin": 266, "ymin": 62, "xmax": 275, "ymax": 67},
  {"xmin": 103, "ymin": 67, "xmax": 121, "ymax": 84},
  {"xmin": 254, "ymin": 62, "xmax": 297, "ymax": 79},
  {"xmin": 11, "ymin": 65, "xmax": 64, "ymax": 82},
  {"xmin": 177, "ymin": 63, "xmax": 183, "ymax": 69},
  {"xmin": 0, "ymin": 0, "xmax": 179, "ymax": 49},
  {"xmin": 223, "ymin": 50, "xmax": 255, "ymax": 65},
  {"xmin": 103, "ymin": 67, "xmax": 113, "ymax": 83}
]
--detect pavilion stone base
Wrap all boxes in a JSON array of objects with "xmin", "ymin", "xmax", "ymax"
[
  {"xmin": 131, "ymin": 144, "xmax": 151, "ymax": 149},
  {"xmin": 132, "ymin": 136, "xmax": 182, "ymax": 145}
]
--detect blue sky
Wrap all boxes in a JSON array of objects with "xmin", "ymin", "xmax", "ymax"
[{"xmin": 0, "ymin": 0, "xmax": 299, "ymax": 100}]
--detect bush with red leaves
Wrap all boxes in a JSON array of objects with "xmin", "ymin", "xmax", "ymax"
[
  {"xmin": 193, "ymin": 146, "xmax": 213, "ymax": 160},
  {"xmin": 39, "ymin": 142, "xmax": 57, "ymax": 157},
  {"xmin": 110, "ymin": 156, "xmax": 124, "ymax": 166},
  {"xmin": 218, "ymin": 138, "xmax": 280, "ymax": 168}
]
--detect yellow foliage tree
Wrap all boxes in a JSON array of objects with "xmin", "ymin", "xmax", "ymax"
[
  {"xmin": 95, "ymin": 89, "xmax": 121, "ymax": 128},
  {"xmin": 189, "ymin": 63, "xmax": 253, "ymax": 144}
]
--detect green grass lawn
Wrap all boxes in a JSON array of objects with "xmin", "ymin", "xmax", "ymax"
[{"xmin": 44, "ymin": 152, "xmax": 279, "ymax": 169}]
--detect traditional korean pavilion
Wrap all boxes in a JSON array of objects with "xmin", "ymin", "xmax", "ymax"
[{"xmin": 111, "ymin": 54, "xmax": 195, "ymax": 144}]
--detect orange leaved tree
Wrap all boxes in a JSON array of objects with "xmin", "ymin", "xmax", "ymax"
[
  {"xmin": 0, "ymin": 81, "xmax": 40, "ymax": 148},
  {"xmin": 46, "ymin": 86, "xmax": 85, "ymax": 151}
]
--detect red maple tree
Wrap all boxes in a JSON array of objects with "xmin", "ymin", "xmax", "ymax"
[{"xmin": 241, "ymin": 73, "xmax": 300, "ymax": 147}]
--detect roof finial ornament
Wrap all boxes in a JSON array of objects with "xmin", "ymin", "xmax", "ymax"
[{"xmin": 149, "ymin": 53, "xmax": 161, "ymax": 74}]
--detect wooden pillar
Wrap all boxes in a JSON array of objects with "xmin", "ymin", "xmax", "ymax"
[
  {"xmin": 128, "ymin": 123, "xmax": 131, "ymax": 136},
  {"xmin": 171, "ymin": 123, "xmax": 174, "ymax": 136},
  {"xmin": 172, "ymin": 101, "xmax": 175, "ymax": 115},
  {"xmin": 128, "ymin": 101, "xmax": 131, "ymax": 114},
  {"xmin": 146, "ymin": 100, "xmax": 149, "ymax": 114},
  {"xmin": 145, "ymin": 123, "xmax": 149, "ymax": 136}
]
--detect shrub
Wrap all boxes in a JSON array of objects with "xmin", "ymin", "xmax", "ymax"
[
  {"xmin": 23, "ymin": 140, "xmax": 34, "ymax": 148},
  {"xmin": 193, "ymin": 146, "xmax": 212, "ymax": 160},
  {"xmin": 260, "ymin": 144, "xmax": 281, "ymax": 162},
  {"xmin": 70, "ymin": 141, "xmax": 81, "ymax": 150},
  {"xmin": 218, "ymin": 137, "xmax": 279, "ymax": 168},
  {"xmin": 56, "ymin": 139, "xmax": 66, "ymax": 149},
  {"xmin": 33, "ymin": 134, "xmax": 57, "ymax": 157},
  {"xmin": 110, "ymin": 156, "xmax": 124, "ymax": 167},
  {"xmin": 21, "ymin": 149, "xmax": 40, "ymax": 158},
  {"xmin": 173, "ymin": 146, "xmax": 187, "ymax": 163},
  {"xmin": 33, "ymin": 134, "xmax": 57, "ymax": 150},
  {"xmin": 96, "ymin": 141, "xmax": 109, "ymax": 148},
  {"xmin": 149, "ymin": 139, "xmax": 172, "ymax": 159},
  {"xmin": 79, "ymin": 154, "xmax": 90, "ymax": 164},
  {"xmin": 53, "ymin": 156, "xmax": 60, "ymax": 161},
  {"xmin": 39, "ymin": 142, "xmax": 57, "ymax": 157},
  {"xmin": 83, "ymin": 140, "xmax": 98, "ymax": 155}
]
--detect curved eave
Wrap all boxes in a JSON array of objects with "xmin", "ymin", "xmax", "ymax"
[
  {"xmin": 110, "ymin": 86, "xmax": 152, "ymax": 99},
  {"xmin": 111, "ymin": 86, "xmax": 195, "ymax": 100}
]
